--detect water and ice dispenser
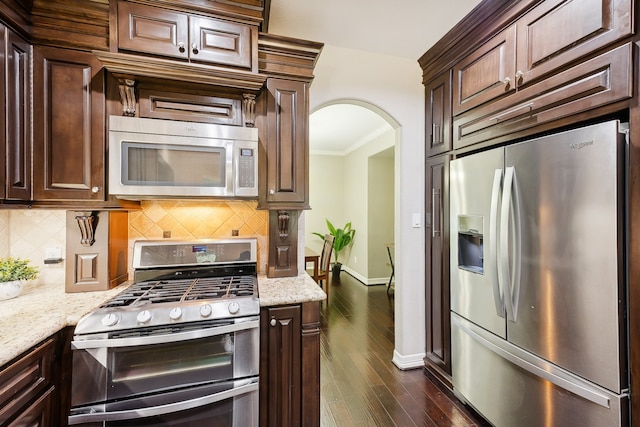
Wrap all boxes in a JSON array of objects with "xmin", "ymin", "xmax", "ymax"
[{"xmin": 457, "ymin": 215, "xmax": 484, "ymax": 274}]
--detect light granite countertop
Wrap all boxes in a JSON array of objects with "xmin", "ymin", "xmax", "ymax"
[{"xmin": 0, "ymin": 273, "xmax": 325, "ymax": 367}]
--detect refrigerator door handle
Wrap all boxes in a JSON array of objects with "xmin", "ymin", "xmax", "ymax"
[
  {"xmin": 489, "ymin": 169, "xmax": 505, "ymax": 317},
  {"xmin": 500, "ymin": 166, "xmax": 522, "ymax": 322}
]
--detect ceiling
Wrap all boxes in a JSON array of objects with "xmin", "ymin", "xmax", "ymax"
[{"xmin": 266, "ymin": 0, "xmax": 483, "ymax": 154}]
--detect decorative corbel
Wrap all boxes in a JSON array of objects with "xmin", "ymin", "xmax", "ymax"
[
  {"xmin": 243, "ymin": 93, "xmax": 256, "ymax": 127},
  {"xmin": 278, "ymin": 210, "xmax": 290, "ymax": 239},
  {"xmin": 75, "ymin": 212, "xmax": 98, "ymax": 246},
  {"xmin": 118, "ymin": 79, "xmax": 137, "ymax": 116}
]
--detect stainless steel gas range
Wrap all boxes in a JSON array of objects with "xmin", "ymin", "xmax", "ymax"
[{"xmin": 68, "ymin": 239, "xmax": 260, "ymax": 427}]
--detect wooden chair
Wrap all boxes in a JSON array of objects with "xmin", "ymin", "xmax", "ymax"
[{"xmin": 317, "ymin": 234, "xmax": 335, "ymax": 304}]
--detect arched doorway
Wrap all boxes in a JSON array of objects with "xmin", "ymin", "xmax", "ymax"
[{"xmin": 305, "ymin": 101, "xmax": 398, "ymax": 287}]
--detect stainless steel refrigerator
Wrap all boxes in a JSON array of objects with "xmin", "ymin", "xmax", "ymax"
[{"xmin": 449, "ymin": 120, "xmax": 629, "ymax": 426}]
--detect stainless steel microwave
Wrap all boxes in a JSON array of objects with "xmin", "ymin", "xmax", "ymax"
[{"xmin": 108, "ymin": 116, "xmax": 258, "ymax": 199}]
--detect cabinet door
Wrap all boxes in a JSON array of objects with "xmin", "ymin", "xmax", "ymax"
[
  {"xmin": 189, "ymin": 15, "xmax": 253, "ymax": 69},
  {"xmin": 516, "ymin": 0, "xmax": 632, "ymax": 86},
  {"xmin": 261, "ymin": 78, "xmax": 309, "ymax": 208},
  {"xmin": 260, "ymin": 305, "xmax": 302, "ymax": 427},
  {"xmin": 425, "ymin": 70, "xmax": 452, "ymax": 156},
  {"xmin": 453, "ymin": 43, "xmax": 632, "ymax": 149},
  {"xmin": 117, "ymin": 1, "xmax": 189, "ymax": 60},
  {"xmin": 32, "ymin": 47, "xmax": 106, "ymax": 201},
  {"xmin": 452, "ymin": 25, "xmax": 516, "ymax": 116},
  {"xmin": 0, "ymin": 25, "xmax": 6, "ymax": 200},
  {"xmin": 5, "ymin": 29, "xmax": 31, "ymax": 201},
  {"xmin": 425, "ymin": 154, "xmax": 451, "ymax": 385}
]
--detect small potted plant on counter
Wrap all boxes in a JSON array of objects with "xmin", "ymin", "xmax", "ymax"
[
  {"xmin": 0, "ymin": 257, "xmax": 39, "ymax": 301},
  {"xmin": 313, "ymin": 219, "xmax": 356, "ymax": 278}
]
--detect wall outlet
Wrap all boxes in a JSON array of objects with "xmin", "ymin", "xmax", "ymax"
[{"xmin": 45, "ymin": 246, "xmax": 62, "ymax": 259}]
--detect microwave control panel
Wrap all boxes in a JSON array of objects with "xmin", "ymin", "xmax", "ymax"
[{"xmin": 238, "ymin": 148, "xmax": 256, "ymax": 188}]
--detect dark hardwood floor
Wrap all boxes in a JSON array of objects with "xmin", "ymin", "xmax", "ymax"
[{"xmin": 318, "ymin": 271, "xmax": 489, "ymax": 427}]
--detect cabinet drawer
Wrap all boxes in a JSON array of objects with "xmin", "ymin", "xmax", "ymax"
[
  {"xmin": 138, "ymin": 87, "xmax": 243, "ymax": 125},
  {"xmin": 0, "ymin": 338, "xmax": 55, "ymax": 425},
  {"xmin": 453, "ymin": 43, "xmax": 632, "ymax": 150}
]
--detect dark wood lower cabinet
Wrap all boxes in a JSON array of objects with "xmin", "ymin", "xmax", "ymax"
[
  {"xmin": 260, "ymin": 301, "xmax": 321, "ymax": 427},
  {"xmin": 0, "ymin": 328, "xmax": 73, "ymax": 427}
]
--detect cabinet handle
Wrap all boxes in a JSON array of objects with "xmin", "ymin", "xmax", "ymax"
[
  {"xmin": 432, "ymin": 124, "xmax": 441, "ymax": 144},
  {"xmin": 192, "ymin": 43, "xmax": 199, "ymax": 55},
  {"xmin": 432, "ymin": 188, "xmax": 441, "ymax": 237},
  {"xmin": 178, "ymin": 42, "xmax": 185, "ymax": 53},
  {"xmin": 91, "ymin": 186, "xmax": 100, "ymax": 194},
  {"xmin": 515, "ymin": 70, "xmax": 524, "ymax": 82},
  {"xmin": 502, "ymin": 76, "xmax": 512, "ymax": 87},
  {"xmin": 270, "ymin": 318, "xmax": 277, "ymax": 327}
]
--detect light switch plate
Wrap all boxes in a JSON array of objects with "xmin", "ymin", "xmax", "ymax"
[{"xmin": 412, "ymin": 213, "xmax": 421, "ymax": 228}]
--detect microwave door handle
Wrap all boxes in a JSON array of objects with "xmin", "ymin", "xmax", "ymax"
[
  {"xmin": 68, "ymin": 379, "xmax": 258, "ymax": 425},
  {"xmin": 71, "ymin": 319, "xmax": 259, "ymax": 350},
  {"xmin": 489, "ymin": 169, "xmax": 504, "ymax": 317}
]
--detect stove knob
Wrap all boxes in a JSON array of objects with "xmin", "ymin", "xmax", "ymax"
[
  {"xmin": 200, "ymin": 304, "xmax": 212, "ymax": 318},
  {"xmin": 137, "ymin": 310, "xmax": 152, "ymax": 324},
  {"xmin": 101, "ymin": 313, "xmax": 119, "ymax": 327},
  {"xmin": 169, "ymin": 307, "xmax": 182, "ymax": 320},
  {"xmin": 228, "ymin": 301, "xmax": 240, "ymax": 315}
]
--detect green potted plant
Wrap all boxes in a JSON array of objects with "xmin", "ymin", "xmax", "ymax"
[
  {"xmin": 313, "ymin": 219, "xmax": 356, "ymax": 277},
  {"xmin": 0, "ymin": 257, "xmax": 39, "ymax": 301}
]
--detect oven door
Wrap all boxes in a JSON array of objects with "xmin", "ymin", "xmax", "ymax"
[
  {"xmin": 68, "ymin": 377, "xmax": 258, "ymax": 427},
  {"xmin": 70, "ymin": 316, "xmax": 259, "ymax": 407}
]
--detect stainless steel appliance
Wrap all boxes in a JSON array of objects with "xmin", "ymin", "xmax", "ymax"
[
  {"xmin": 109, "ymin": 116, "xmax": 258, "ymax": 199},
  {"xmin": 68, "ymin": 239, "xmax": 260, "ymax": 427},
  {"xmin": 449, "ymin": 120, "xmax": 629, "ymax": 426}
]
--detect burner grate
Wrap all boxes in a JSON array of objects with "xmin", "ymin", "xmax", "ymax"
[{"xmin": 103, "ymin": 275, "xmax": 256, "ymax": 308}]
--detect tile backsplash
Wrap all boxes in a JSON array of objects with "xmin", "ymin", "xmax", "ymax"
[
  {"xmin": 129, "ymin": 200, "xmax": 268, "ymax": 274},
  {"xmin": 2, "ymin": 200, "xmax": 268, "ymax": 287},
  {"xmin": 2, "ymin": 210, "xmax": 67, "ymax": 286}
]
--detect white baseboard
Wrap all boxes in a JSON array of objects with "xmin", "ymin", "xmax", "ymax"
[
  {"xmin": 340, "ymin": 266, "xmax": 391, "ymax": 286},
  {"xmin": 391, "ymin": 349, "xmax": 425, "ymax": 370}
]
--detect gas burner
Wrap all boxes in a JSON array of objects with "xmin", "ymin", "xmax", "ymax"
[{"xmin": 74, "ymin": 239, "xmax": 260, "ymax": 335}]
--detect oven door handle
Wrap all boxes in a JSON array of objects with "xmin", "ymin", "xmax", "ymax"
[
  {"xmin": 68, "ymin": 378, "xmax": 258, "ymax": 424},
  {"xmin": 71, "ymin": 318, "xmax": 259, "ymax": 349}
]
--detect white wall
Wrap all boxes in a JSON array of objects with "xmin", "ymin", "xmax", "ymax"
[
  {"xmin": 309, "ymin": 45, "xmax": 426, "ymax": 368},
  {"xmin": 368, "ymin": 150, "xmax": 394, "ymax": 282}
]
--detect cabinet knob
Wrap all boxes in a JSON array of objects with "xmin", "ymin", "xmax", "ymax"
[
  {"xmin": 269, "ymin": 189, "xmax": 275, "ymax": 195},
  {"xmin": 270, "ymin": 318, "xmax": 277, "ymax": 327},
  {"xmin": 515, "ymin": 70, "xmax": 524, "ymax": 85},
  {"xmin": 178, "ymin": 42, "xmax": 185, "ymax": 53},
  {"xmin": 91, "ymin": 186, "xmax": 100, "ymax": 194},
  {"xmin": 192, "ymin": 43, "xmax": 199, "ymax": 55},
  {"xmin": 502, "ymin": 76, "xmax": 512, "ymax": 86}
]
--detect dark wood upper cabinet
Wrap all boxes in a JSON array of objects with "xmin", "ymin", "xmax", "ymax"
[
  {"xmin": 453, "ymin": 25, "xmax": 517, "ymax": 116},
  {"xmin": 426, "ymin": 70, "xmax": 452, "ymax": 157},
  {"xmin": 258, "ymin": 78, "xmax": 309, "ymax": 209},
  {"xmin": 515, "ymin": 0, "xmax": 632, "ymax": 86},
  {"xmin": 0, "ymin": 25, "xmax": 6, "ymax": 201},
  {"xmin": 4, "ymin": 27, "xmax": 31, "ymax": 201},
  {"xmin": 32, "ymin": 46, "xmax": 106, "ymax": 201},
  {"xmin": 117, "ymin": 1, "xmax": 256, "ymax": 70},
  {"xmin": 453, "ymin": 0, "xmax": 632, "ymax": 117}
]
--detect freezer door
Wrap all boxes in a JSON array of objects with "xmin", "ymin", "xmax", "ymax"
[
  {"xmin": 452, "ymin": 313, "xmax": 629, "ymax": 427},
  {"xmin": 450, "ymin": 147, "xmax": 506, "ymax": 337},
  {"xmin": 505, "ymin": 120, "xmax": 627, "ymax": 393}
]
